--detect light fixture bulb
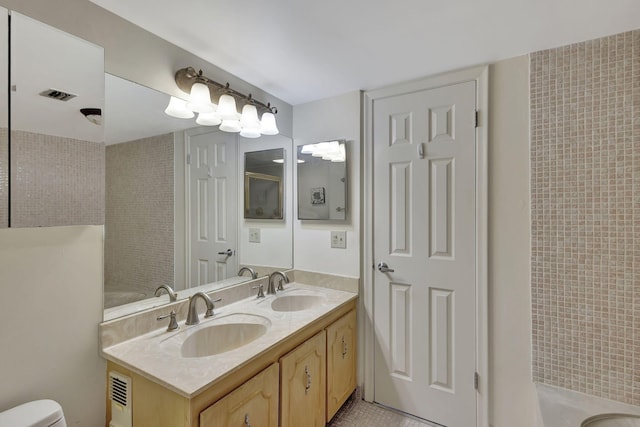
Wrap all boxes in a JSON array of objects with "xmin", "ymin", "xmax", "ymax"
[
  {"xmin": 240, "ymin": 104, "xmax": 261, "ymax": 138},
  {"xmin": 80, "ymin": 108, "xmax": 102, "ymax": 125},
  {"xmin": 165, "ymin": 96, "xmax": 194, "ymax": 118},
  {"xmin": 196, "ymin": 111, "xmax": 222, "ymax": 126},
  {"xmin": 301, "ymin": 144, "xmax": 316, "ymax": 154},
  {"xmin": 331, "ymin": 143, "xmax": 346, "ymax": 162},
  {"xmin": 217, "ymin": 94, "xmax": 240, "ymax": 120},
  {"xmin": 240, "ymin": 104, "xmax": 260, "ymax": 127},
  {"xmin": 186, "ymin": 82, "xmax": 215, "ymax": 113},
  {"xmin": 260, "ymin": 112, "xmax": 279, "ymax": 135},
  {"xmin": 240, "ymin": 128, "xmax": 261, "ymax": 138},
  {"xmin": 219, "ymin": 119, "xmax": 241, "ymax": 133},
  {"xmin": 312, "ymin": 142, "xmax": 331, "ymax": 157}
]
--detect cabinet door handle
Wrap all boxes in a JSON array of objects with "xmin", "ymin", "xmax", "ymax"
[
  {"xmin": 244, "ymin": 413, "xmax": 251, "ymax": 427},
  {"xmin": 305, "ymin": 365, "xmax": 312, "ymax": 394},
  {"xmin": 342, "ymin": 336, "xmax": 348, "ymax": 359}
]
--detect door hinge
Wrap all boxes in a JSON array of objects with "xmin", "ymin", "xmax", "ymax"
[
  {"xmin": 474, "ymin": 110, "xmax": 479, "ymax": 128},
  {"xmin": 186, "ymin": 153, "xmax": 191, "ymax": 165},
  {"xmin": 474, "ymin": 372, "xmax": 479, "ymax": 390}
]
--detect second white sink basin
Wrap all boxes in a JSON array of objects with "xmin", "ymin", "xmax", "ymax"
[
  {"xmin": 270, "ymin": 293, "xmax": 327, "ymax": 312},
  {"xmin": 177, "ymin": 314, "xmax": 271, "ymax": 358}
]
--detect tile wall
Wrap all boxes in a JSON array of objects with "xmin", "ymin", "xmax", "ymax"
[
  {"xmin": 0, "ymin": 129, "xmax": 6, "ymax": 228},
  {"xmin": 104, "ymin": 133, "xmax": 174, "ymax": 307},
  {"xmin": 531, "ymin": 30, "xmax": 640, "ymax": 404},
  {"xmin": 11, "ymin": 129, "xmax": 104, "ymax": 227}
]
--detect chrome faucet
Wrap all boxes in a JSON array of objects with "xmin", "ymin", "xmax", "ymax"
[
  {"xmin": 154, "ymin": 284, "xmax": 178, "ymax": 302},
  {"xmin": 185, "ymin": 292, "xmax": 222, "ymax": 325},
  {"xmin": 238, "ymin": 266, "xmax": 257, "ymax": 280},
  {"xmin": 267, "ymin": 271, "xmax": 289, "ymax": 294}
]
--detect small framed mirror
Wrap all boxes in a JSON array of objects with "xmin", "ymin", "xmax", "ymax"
[
  {"xmin": 297, "ymin": 140, "xmax": 347, "ymax": 220},
  {"xmin": 244, "ymin": 148, "xmax": 284, "ymax": 219}
]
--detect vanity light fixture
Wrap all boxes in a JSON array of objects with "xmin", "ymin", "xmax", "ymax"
[{"xmin": 164, "ymin": 67, "xmax": 279, "ymax": 137}]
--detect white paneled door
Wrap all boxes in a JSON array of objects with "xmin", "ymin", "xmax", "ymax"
[
  {"xmin": 373, "ymin": 81, "xmax": 477, "ymax": 426},
  {"xmin": 187, "ymin": 129, "xmax": 237, "ymax": 287}
]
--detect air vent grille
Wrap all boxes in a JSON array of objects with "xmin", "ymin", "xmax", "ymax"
[
  {"xmin": 39, "ymin": 88, "xmax": 77, "ymax": 101},
  {"xmin": 109, "ymin": 371, "xmax": 132, "ymax": 427},
  {"xmin": 109, "ymin": 371, "xmax": 130, "ymax": 408}
]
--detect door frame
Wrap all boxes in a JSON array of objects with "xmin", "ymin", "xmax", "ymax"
[{"xmin": 362, "ymin": 65, "xmax": 489, "ymax": 427}]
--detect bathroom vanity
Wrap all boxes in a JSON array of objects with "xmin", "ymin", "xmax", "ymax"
[{"xmin": 101, "ymin": 282, "xmax": 357, "ymax": 427}]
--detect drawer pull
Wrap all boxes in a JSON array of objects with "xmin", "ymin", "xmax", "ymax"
[
  {"xmin": 305, "ymin": 365, "xmax": 312, "ymax": 394},
  {"xmin": 244, "ymin": 413, "xmax": 251, "ymax": 426},
  {"xmin": 342, "ymin": 336, "xmax": 348, "ymax": 358}
]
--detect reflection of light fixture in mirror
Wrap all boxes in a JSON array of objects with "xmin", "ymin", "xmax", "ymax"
[
  {"xmin": 165, "ymin": 96, "xmax": 195, "ymax": 118},
  {"xmin": 165, "ymin": 67, "xmax": 279, "ymax": 136},
  {"xmin": 196, "ymin": 111, "xmax": 222, "ymax": 126},
  {"xmin": 300, "ymin": 140, "xmax": 346, "ymax": 162},
  {"xmin": 80, "ymin": 108, "xmax": 102, "ymax": 125},
  {"xmin": 273, "ymin": 159, "xmax": 304, "ymax": 164}
]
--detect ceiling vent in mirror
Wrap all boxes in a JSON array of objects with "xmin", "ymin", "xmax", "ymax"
[{"xmin": 39, "ymin": 88, "xmax": 77, "ymax": 101}]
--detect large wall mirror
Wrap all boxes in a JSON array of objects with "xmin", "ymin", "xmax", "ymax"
[
  {"xmin": 104, "ymin": 74, "xmax": 293, "ymax": 320},
  {"xmin": 7, "ymin": 12, "xmax": 104, "ymax": 228}
]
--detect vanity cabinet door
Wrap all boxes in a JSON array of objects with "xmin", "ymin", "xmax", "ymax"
[
  {"xmin": 200, "ymin": 363, "xmax": 279, "ymax": 427},
  {"xmin": 279, "ymin": 330, "xmax": 326, "ymax": 427},
  {"xmin": 326, "ymin": 309, "xmax": 357, "ymax": 421}
]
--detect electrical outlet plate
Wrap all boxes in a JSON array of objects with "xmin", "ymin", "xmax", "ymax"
[
  {"xmin": 249, "ymin": 228, "xmax": 261, "ymax": 243},
  {"xmin": 331, "ymin": 231, "xmax": 346, "ymax": 249}
]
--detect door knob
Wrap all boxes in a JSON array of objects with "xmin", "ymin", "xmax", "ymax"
[
  {"xmin": 218, "ymin": 249, "xmax": 233, "ymax": 256},
  {"xmin": 377, "ymin": 262, "xmax": 394, "ymax": 273}
]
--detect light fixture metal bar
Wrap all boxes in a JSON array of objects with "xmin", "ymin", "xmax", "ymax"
[{"xmin": 174, "ymin": 67, "xmax": 277, "ymax": 114}]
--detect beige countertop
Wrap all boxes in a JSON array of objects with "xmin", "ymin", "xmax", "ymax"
[{"xmin": 101, "ymin": 283, "xmax": 357, "ymax": 398}]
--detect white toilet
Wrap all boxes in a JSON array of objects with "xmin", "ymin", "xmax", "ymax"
[{"xmin": 0, "ymin": 400, "xmax": 66, "ymax": 427}]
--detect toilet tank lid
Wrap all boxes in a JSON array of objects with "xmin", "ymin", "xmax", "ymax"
[{"xmin": 0, "ymin": 399, "xmax": 64, "ymax": 427}]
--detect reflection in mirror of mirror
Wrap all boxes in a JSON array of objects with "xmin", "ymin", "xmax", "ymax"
[
  {"xmin": 103, "ymin": 74, "xmax": 293, "ymax": 321},
  {"xmin": 297, "ymin": 141, "xmax": 347, "ymax": 221},
  {"xmin": 244, "ymin": 148, "xmax": 284, "ymax": 220}
]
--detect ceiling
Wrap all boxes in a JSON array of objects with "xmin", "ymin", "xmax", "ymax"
[{"xmin": 90, "ymin": 0, "xmax": 640, "ymax": 105}]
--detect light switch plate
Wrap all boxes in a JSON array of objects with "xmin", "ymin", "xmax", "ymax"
[
  {"xmin": 249, "ymin": 228, "xmax": 261, "ymax": 243},
  {"xmin": 331, "ymin": 231, "xmax": 346, "ymax": 249}
]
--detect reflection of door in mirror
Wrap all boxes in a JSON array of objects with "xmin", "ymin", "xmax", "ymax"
[
  {"xmin": 186, "ymin": 128, "xmax": 237, "ymax": 287},
  {"xmin": 10, "ymin": 12, "xmax": 104, "ymax": 228}
]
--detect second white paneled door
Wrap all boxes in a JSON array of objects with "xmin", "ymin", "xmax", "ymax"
[
  {"xmin": 372, "ymin": 81, "xmax": 477, "ymax": 426},
  {"xmin": 186, "ymin": 128, "xmax": 237, "ymax": 287}
]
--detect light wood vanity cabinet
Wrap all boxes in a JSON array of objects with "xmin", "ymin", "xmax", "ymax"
[
  {"xmin": 280, "ymin": 330, "xmax": 327, "ymax": 427},
  {"xmin": 326, "ymin": 309, "xmax": 357, "ymax": 421},
  {"xmin": 105, "ymin": 300, "xmax": 357, "ymax": 427},
  {"xmin": 200, "ymin": 363, "xmax": 279, "ymax": 427}
]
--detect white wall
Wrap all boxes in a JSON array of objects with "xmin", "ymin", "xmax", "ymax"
[
  {"xmin": 239, "ymin": 135, "xmax": 294, "ymax": 269},
  {"xmin": 0, "ymin": 226, "xmax": 105, "ymax": 426},
  {"xmin": 292, "ymin": 91, "xmax": 360, "ymax": 277},
  {"xmin": 488, "ymin": 55, "xmax": 537, "ymax": 426}
]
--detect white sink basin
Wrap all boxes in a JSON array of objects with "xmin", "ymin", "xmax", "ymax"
[
  {"xmin": 270, "ymin": 293, "xmax": 327, "ymax": 312},
  {"xmin": 582, "ymin": 414, "xmax": 640, "ymax": 427},
  {"xmin": 177, "ymin": 314, "xmax": 270, "ymax": 358}
]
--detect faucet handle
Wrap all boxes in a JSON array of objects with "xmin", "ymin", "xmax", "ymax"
[
  {"xmin": 157, "ymin": 310, "xmax": 179, "ymax": 331},
  {"xmin": 252, "ymin": 284, "xmax": 265, "ymax": 298},
  {"xmin": 205, "ymin": 298, "xmax": 222, "ymax": 318}
]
